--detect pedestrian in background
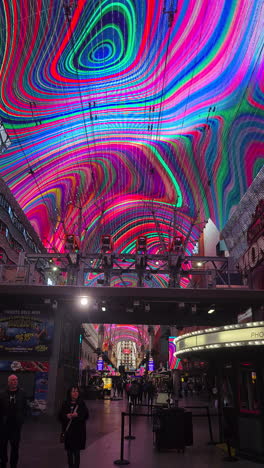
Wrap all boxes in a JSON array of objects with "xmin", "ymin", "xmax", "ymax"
[
  {"xmin": 0, "ymin": 374, "xmax": 27, "ymax": 468},
  {"xmin": 59, "ymin": 386, "xmax": 89, "ymax": 468}
]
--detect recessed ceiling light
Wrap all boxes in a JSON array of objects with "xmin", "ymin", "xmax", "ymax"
[{"xmin": 80, "ymin": 297, "xmax": 88, "ymax": 306}]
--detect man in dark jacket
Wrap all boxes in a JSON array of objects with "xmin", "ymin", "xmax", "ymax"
[{"xmin": 0, "ymin": 374, "xmax": 27, "ymax": 468}]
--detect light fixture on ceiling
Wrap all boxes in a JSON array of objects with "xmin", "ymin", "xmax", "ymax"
[
  {"xmin": 101, "ymin": 235, "xmax": 113, "ymax": 253},
  {"xmin": 136, "ymin": 236, "xmax": 147, "ymax": 251},
  {"xmin": 80, "ymin": 297, "xmax": 89, "ymax": 306},
  {"xmin": 208, "ymin": 305, "xmax": 215, "ymax": 314},
  {"xmin": 197, "ymin": 262, "xmax": 203, "ymax": 267}
]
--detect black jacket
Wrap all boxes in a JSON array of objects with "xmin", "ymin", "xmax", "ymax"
[
  {"xmin": 0, "ymin": 388, "xmax": 27, "ymax": 429},
  {"xmin": 58, "ymin": 399, "xmax": 89, "ymax": 451}
]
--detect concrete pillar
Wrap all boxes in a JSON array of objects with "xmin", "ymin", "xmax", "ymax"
[
  {"xmin": 98, "ymin": 324, "xmax": 104, "ymax": 350},
  {"xmin": 46, "ymin": 306, "xmax": 64, "ymax": 415},
  {"xmin": 148, "ymin": 325, "xmax": 154, "ymax": 353},
  {"xmin": 28, "ymin": 262, "xmax": 36, "ymax": 284}
]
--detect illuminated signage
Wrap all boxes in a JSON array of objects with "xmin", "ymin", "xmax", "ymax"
[
  {"xmin": 148, "ymin": 356, "xmax": 155, "ymax": 372},
  {"xmin": 238, "ymin": 201, "xmax": 264, "ymax": 273},
  {"xmin": 168, "ymin": 337, "xmax": 182, "ymax": 370},
  {"xmin": 174, "ymin": 322, "xmax": 264, "ymax": 355},
  {"xmin": 247, "ymin": 200, "xmax": 264, "ymax": 245},
  {"xmin": 238, "ymin": 235, "xmax": 264, "ymax": 272},
  {"xmin": 122, "ymin": 348, "xmax": 131, "ymax": 354},
  {"xmin": 97, "ymin": 356, "xmax": 104, "ymax": 371}
]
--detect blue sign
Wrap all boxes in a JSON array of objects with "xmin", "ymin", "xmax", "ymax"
[
  {"xmin": 148, "ymin": 357, "xmax": 155, "ymax": 372},
  {"xmin": 97, "ymin": 356, "xmax": 104, "ymax": 371}
]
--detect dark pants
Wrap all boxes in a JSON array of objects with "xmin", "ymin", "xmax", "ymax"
[
  {"xmin": 0, "ymin": 426, "xmax": 21, "ymax": 468},
  {"xmin": 67, "ymin": 450, "xmax": 80, "ymax": 468}
]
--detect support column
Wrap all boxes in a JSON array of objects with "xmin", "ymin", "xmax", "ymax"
[
  {"xmin": 148, "ymin": 325, "xmax": 154, "ymax": 353},
  {"xmin": 98, "ymin": 324, "xmax": 105, "ymax": 350},
  {"xmin": 46, "ymin": 306, "xmax": 64, "ymax": 415}
]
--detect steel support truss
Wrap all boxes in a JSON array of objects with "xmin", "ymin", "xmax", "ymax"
[{"xmin": 8, "ymin": 251, "xmax": 242, "ymax": 289}]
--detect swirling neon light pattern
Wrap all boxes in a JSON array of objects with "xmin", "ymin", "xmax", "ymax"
[{"xmin": 0, "ymin": 0, "xmax": 263, "ymax": 274}]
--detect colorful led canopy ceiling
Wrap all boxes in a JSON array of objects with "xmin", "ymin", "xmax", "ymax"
[
  {"xmin": 93, "ymin": 323, "xmax": 155, "ymax": 349},
  {"xmin": 0, "ymin": 0, "xmax": 263, "ymax": 268}
]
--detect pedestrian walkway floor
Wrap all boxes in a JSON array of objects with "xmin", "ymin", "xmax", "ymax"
[{"xmin": 18, "ymin": 398, "xmax": 260, "ymax": 467}]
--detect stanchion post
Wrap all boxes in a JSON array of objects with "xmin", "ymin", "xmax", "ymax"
[
  {"xmin": 114, "ymin": 412, "xmax": 130, "ymax": 465},
  {"xmin": 125, "ymin": 402, "xmax": 136, "ymax": 440},
  {"xmin": 206, "ymin": 406, "xmax": 215, "ymax": 445}
]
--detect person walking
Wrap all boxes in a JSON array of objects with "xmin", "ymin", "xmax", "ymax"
[
  {"xmin": 0, "ymin": 374, "xmax": 27, "ymax": 468},
  {"xmin": 59, "ymin": 386, "xmax": 89, "ymax": 468},
  {"xmin": 147, "ymin": 380, "xmax": 156, "ymax": 407}
]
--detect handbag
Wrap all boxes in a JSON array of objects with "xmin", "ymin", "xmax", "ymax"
[{"xmin": 60, "ymin": 404, "xmax": 79, "ymax": 443}]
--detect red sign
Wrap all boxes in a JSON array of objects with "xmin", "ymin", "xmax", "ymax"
[
  {"xmin": 238, "ymin": 200, "xmax": 264, "ymax": 273},
  {"xmin": 247, "ymin": 200, "xmax": 264, "ymax": 245},
  {"xmin": 238, "ymin": 235, "xmax": 264, "ymax": 272}
]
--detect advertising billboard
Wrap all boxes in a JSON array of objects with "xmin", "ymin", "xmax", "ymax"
[{"xmin": 0, "ymin": 309, "xmax": 53, "ymax": 355}]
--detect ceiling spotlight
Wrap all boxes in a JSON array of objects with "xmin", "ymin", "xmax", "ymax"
[
  {"xmin": 101, "ymin": 306, "xmax": 106, "ymax": 312},
  {"xmin": 80, "ymin": 297, "xmax": 89, "ymax": 306},
  {"xmin": 136, "ymin": 236, "xmax": 147, "ymax": 251},
  {"xmin": 101, "ymin": 235, "xmax": 113, "ymax": 252},
  {"xmin": 197, "ymin": 262, "xmax": 203, "ymax": 267},
  {"xmin": 52, "ymin": 266, "xmax": 58, "ymax": 271},
  {"xmin": 208, "ymin": 306, "xmax": 215, "ymax": 314}
]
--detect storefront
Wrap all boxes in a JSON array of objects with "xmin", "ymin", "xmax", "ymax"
[{"xmin": 174, "ymin": 323, "xmax": 264, "ymax": 462}]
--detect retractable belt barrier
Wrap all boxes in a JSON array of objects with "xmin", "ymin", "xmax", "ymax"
[
  {"xmin": 114, "ymin": 404, "xmax": 214, "ymax": 465},
  {"xmin": 114, "ymin": 410, "xmax": 151, "ymax": 465}
]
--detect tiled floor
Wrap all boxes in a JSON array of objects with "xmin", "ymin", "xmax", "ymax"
[{"xmin": 15, "ymin": 397, "xmax": 261, "ymax": 467}]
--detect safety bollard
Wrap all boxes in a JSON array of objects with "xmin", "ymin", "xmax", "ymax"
[
  {"xmin": 114, "ymin": 412, "xmax": 130, "ymax": 465},
  {"xmin": 125, "ymin": 402, "xmax": 136, "ymax": 440}
]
